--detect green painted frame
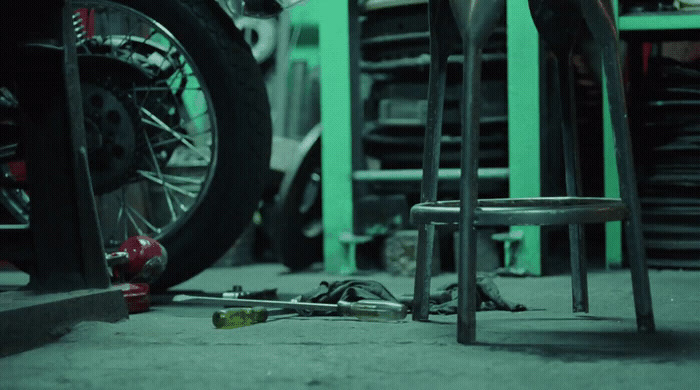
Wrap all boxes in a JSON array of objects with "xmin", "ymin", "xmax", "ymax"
[
  {"xmin": 319, "ymin": 0, "xmax": 545, "ymax": 274},
  {"xmin": 318, "ymin": 1, "xmax": 356, "ymax": 273},
  {"xmin": 506, "ymin": 0, "xmax": 542, "ymax": 275}
]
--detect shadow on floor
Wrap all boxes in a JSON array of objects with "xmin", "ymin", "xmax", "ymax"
[{"xmin": 485, "ymin": 328, "xmax": 700, "ymax": 363}]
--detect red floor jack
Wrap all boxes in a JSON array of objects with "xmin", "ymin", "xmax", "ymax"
[{"xmin": 106, "ymin": 236, "xmax": 168, "ymax": 313}]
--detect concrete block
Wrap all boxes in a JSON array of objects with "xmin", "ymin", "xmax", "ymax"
[
  {"xmin": 383, "ymin": 230, "xmax": 440, "ymax": 276},
  {"xmin": 0, "ymin": 288, "xmax": 128, "ymax": 356}
]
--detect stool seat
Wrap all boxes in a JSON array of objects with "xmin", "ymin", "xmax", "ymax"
[{"xmin": 411, "ymin": 197, "xmax": 629, "ymax": 226}]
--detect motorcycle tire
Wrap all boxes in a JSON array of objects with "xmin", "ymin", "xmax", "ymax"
[
  {"xmin": 108, "ymin": 0, "xmax": 271, "ymax": 290},
  {"xmin": 1, "ymin": 0, "xmax": 272, "ymax": 290},
  {"xmin": 268, "ymin": 124, "xmax": 323, "ymax": 271}
]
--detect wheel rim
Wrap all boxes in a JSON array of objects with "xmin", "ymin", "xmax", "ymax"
[
  {"xmin": 0, "ymin": 1, "xmax": 219, "ymax": 250},
  {"xmin": 74, "ymin": 1, "xmax": 219, "ymax": 249}
]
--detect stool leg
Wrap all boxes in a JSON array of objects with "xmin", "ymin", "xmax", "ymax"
[
  {"xmin": 528, "ymin": 0, "xmax": 589, "ymax": 314},
  {"xmin": 449, "ymin": 0, "xmax": 506, "ymax": 344},
  {"xmin": 552, "ymin": 50, "xmax": 589, "ymax": 313},
  {"xmin": 413, "ymin": 0, "xmax": 459, "ymax": 321},
  {"xmin": 456, "ymin": 38, "xmax": 481, "ymax": 344},
  {"xmin": 579, "ymin": 0, "xmax": 655, "ymax": 332}
]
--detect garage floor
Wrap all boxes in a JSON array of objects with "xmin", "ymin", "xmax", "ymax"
[{"xmin": 1, "ymin": 262, "xmax": 699, "ymax": 389}]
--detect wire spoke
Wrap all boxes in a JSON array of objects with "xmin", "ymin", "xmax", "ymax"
[
  {"xmin": 124, "ymin": 206, "xmax": 145, "ymax": 236},
  {"xmin": 150, "ymin": 125, "xmax": 209, "ymax": 148},
  {"xmin": 155, "ymin": 73, "xmax": 198, "ymax": 85},
  {"xmin": 164, "ymin": 183, "xmax": 190, "ymax": 213},
  {"xmin": 142, "ymin": 128, "xmax": 178, "ymax": 221},
  {"xmin": 137, "ymin": 170, "xmax": 204, "ymax": 185},
  {"xmin": 140, "ymin": 107, "xmax": 210, "ymax": 162},
  {"xmin": 118, "ymin": 187, "xmax": 129, "ymax": 241},
  {"xmin": 151, "ymin": 138, "xmax": 181, "ymax": 148},
  {"xmin": 166, "ymin": 64, "xmax": 191, "ymax": 89},
  {"xmin": 142, "ymin": 118, "xmax": 187, "ymax": 139},
  {"xmin": 131, "ymin": 86, "xmax": 205, "ymax": 92},
  {"xmin": 116, "ymin": 24, "xmax": 146, "ymax": 52},
  {"xmin": 126, "ymin": 204, "xmax": 161, "ymax": 234},
  {"xmin": 152, "ymin": 111, "xmax": 212, "ymax": 138},
  {"xmin": 126, "ymin": 28, "xmax": 158, "ymax": 65},
  {"xmin": 137, "ymin": 170, "xmax": 198, "ymax": 198}
]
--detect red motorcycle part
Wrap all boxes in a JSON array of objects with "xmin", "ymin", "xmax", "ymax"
[
  {"xmin": 7, "ymin": 161, "xmax": 26, "ymax": 182},
  {"xmin": 117, "ymin": 236, "xmax": 168, "ymax": 284},
  {"xmin": 115, "ymin": 282, "xmax": 150, "ymax": 314}
]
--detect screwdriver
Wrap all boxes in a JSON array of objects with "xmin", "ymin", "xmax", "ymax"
[
  {"xmin": 173, "ymin": 295, "xmax": 408, "ymax": 321},
  {"xmin": 212, "ymin": 307, "xmax": 269, "ymax": 329}
]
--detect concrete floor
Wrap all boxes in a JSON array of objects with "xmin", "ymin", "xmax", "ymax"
[{"xmin": 0, "ymin": 263, "xmax": 699, "ymax": 389}]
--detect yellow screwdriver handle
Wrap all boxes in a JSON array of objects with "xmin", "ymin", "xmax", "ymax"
[{"xmin": 213, "ymin": 307, "xmax": 268, "ymax": 329}]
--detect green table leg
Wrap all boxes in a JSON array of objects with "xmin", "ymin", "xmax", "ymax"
[
  {"xmin": 319, "ymin": 2, "xmax": 356, "ymax": 274},
  {"xmin": 506, "ymin": 0, "xmax": 542, "ymax": 275}
]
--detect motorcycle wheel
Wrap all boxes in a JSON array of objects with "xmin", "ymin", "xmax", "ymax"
[
  {"xmin": 2, "ymin": 0, "xmax": 272, "ymax": 290},
  {"xmin": 267, "ymin": 124, "xmax": 323, "ymax": 271}
]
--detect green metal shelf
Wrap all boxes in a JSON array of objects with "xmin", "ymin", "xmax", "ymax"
[
  {"xmin": 352, "ymin": 168, "xmax": 510, "ymax": 182},
  {"xmin": 506, "ymin": 0, "xmax": 542, "ymax": 275},
  {"xmin": 318, "ymin": 1, "xmax": 699, "ymax": 274},
  {"xmin": 619, "ymin": 11, "xmax": 700, "ymax": 31}
]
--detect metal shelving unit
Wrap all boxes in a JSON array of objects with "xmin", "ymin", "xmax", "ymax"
[
  {"xmin": 319, "ymin": 0, "xmax": 512, "ymax": 273},
  {"xmin": 319, "ymin": 1, "xmax": 700, "ymax": 274},
  {"xmin": 619, "ymin": 10, "xmax": 700, "ymax": 31},
  {"xmin": 604, "ymin": 1, "xmax": 700, "ymax": 268},
  {"xmin": 318, "ymin": 0, "xmax": 540, "ymax": 274}
]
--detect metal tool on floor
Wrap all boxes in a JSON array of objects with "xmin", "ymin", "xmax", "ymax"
[
  {"xmin": 212, "ymin": 307, "xmax": 270, "ymax": 329},
  {"xmin": 173, "ymin": 294, "xmax": 408, "ymax": 321},
  {"xmin": 222, "ymin": 286, "xmax": 278, "ymax": 299}
]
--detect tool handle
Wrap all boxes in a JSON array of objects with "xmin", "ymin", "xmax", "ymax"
[
  {"xmin": 337, "ymin": 300, "xmax": 407, "ymax": 321},
  {"xmin": 212, "ymin": 307, "xmax": 268, "ymax": 329}
]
